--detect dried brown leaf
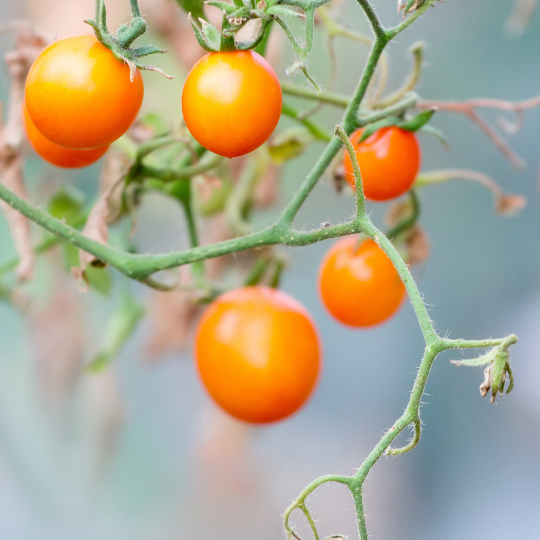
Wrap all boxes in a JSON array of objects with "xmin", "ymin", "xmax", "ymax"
[
  {"xmin": 404, "ymin": 225, "xmax": 430, "ymax": 267},
  {"xmin": 496, "ymin": 194, "xmax": 526, "ymax": 216},
  {"xmin": 0, "ymin": 25, "xmax": 48, "ymax": 282}
]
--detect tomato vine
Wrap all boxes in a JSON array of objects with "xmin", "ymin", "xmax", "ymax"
[{"xmin": 0, "ymin": 0, "xmax": 531, "ymax": 538}]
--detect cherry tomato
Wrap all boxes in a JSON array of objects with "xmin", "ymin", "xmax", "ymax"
[
  {"xmin": 23, "ymin": 102, "xmax": 108, "ymax": 168},
  {"xmin": 25, "ymin": 34, "xmax": 144, "ymax": 150},
  {"xmin": 319, "ymin": 236, "xmax": 405, "ymax": 327},
  {"xmin": 343, "ymin": 126, "xmax": 421, "ymax": 201},
  {"xmin": 195, "ymin": 286, "xmax": 321, "ymax": 424},
  {"xmin": 182, "ymin": 51, "xmax": 282, "ymax": 158}
]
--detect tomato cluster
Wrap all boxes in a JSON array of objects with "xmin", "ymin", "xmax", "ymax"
[
  {"xmin": 24, "ymin": 34, "xmax": 144, "ymax": 168},
  {"xmin": 23, "ymin": 31, "xmax": 415, "ymax": 425},
  {"xmin": 194, "ymin": 236, "xmax": 405, "ymax": 424}
]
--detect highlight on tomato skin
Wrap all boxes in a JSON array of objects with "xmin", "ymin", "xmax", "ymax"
[
  {"xmin": 318, "ymin": 236, "xmax": 406, "ymax": 328},
  {"xmin": 22, "ymin": 102, "xmax": 109, "ymax": 168},
  {"xmin": 25, "ymin": 34, "xmax": 144, "ymax": 150},
  {"xmin": 182, "ymin": 50, "xmax": 282, "ymax": 159},
  {"xmin": 194, "ymin": 286, "xmax": 321, "ymax": 424},
  {"xmin": 343, "ymin": 126, "xmax": 421, "ymax": 202}
]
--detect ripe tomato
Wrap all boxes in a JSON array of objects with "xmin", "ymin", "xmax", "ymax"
[
  {"xmin": 182, "ymin": 51, "xmax": 282, "ymax": 158},
  {"xmin": 319, "ymin": 236, "xmax": 405, "ymax": 327},
  {"xmin": 343, "ymin": 126, "xmax": 421, "ymax": 201},
  {"xmin": 25, "ymin": 34, "xmax": 144, "ymax": 150},
  {"xmin": 195, "ymin": 286, "xmax": 321, "ymax": 424},
  {"xmin": 23, "ymin": 103, "xmax": 108, "ymax": 168}
]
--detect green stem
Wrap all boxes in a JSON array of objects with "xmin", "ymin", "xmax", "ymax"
[
  {"xmin": 138, "ymin": 153, "xmax": 222, "ymax": 182},
  {"xmin": 281, "ymin": 82, "xmax": 350, "ymax": 108},
  {"xmin": 129, "ymin": 0, "xmax": 142, "ymax": 18},
  {"xmin": 282, "ymin": 103, "xmax": 333, "ymax": 142},
  {"xmin": 386, "ymin": 189, "xmax": 420, "ymax": 240},
  {"xmin": 387, "ymin": 0, "xmax": 439, "ymax": 39}
]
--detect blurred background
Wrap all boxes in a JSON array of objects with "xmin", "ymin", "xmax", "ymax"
[{"xmin": 1, "ymin": 0, "xmax": 540, "ymax": 539}]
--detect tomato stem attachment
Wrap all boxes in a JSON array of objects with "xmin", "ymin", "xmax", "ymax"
[{"xmin": 85, "ymin": 0, "xmax": 172, "ymax": 80}]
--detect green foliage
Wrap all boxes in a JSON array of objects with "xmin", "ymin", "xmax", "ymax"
[
  {"xmin": 174, "ymin": 0, "xmax": 206, "ymax": 21},
  {"xmin": 86, "ymin": 291, "xmax": 145, "ymax": 372}
]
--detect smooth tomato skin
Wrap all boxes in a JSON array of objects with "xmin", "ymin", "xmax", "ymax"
[
  {"xmin": 343, "ymin": 126, "xmax": 421, "ymax": 201},
  {"xmin": 182, "ymin": 51, "xmax": 282, "ymax": 158},
  {"xmin": 25, "ymin": 34, "xmax": 144, "ymax": 150},
  {"xmin": 195, "ymin": 286, "xmax": 321, "ymax": 424},
  {"xmin": 23, "ymin": 103, "xmax": 108, "ymax": 168},
  {"xmin": 319, "ymin": 237, "xmax": 406, "ymax": 327}
]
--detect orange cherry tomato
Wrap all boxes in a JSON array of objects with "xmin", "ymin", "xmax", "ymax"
[
  {"xmin": 25, "ymin": 34, "xmax": 144, "ymax": 150},
  {"xmin": 182, "ymin": 51, "xmax": 282, "ymax": 158},
  {"xmin": 319, "ymin": 236, "xmax": 406, "ymax": 327},
  {"xmin": 343, "ymin": 126, "xmax": 421, "ymax": 201},
  {"xmin": 23, "ymin": 102, "xmax": 108, "ymax": 168},
  {"xmin": 195, "ymin": 286, "xmax": 321, "ymax": 424}
]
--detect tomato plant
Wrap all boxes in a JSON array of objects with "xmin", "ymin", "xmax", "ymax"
[
  {"xmin": 195, "ymin": 286, "xmax": 320, "ymax": 423},
  {"xmin": 23, "ymin": 103, "xmax": 109, "ymax": 168},
  {"xmin": 343, "ymin": 126, "xmax": 421, "ymax": 201},
  {"xmin": 319, "ymin": 236, "xmax": 405, "ymax": 327},
  {"xmin": 25, "ymin": 34, "xmax": 144, "ymax": 150},
  {"xmin": 0, "ymin": 0, "xmax": 531, "ymax": 539},
  {"xmin": 182, "ymin": 51, "xmax": 282, "ymax": 158}
]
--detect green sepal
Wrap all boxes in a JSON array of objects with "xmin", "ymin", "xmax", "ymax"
[
  {"xmin": 131, "ymin": 45, "xmax": 167, "ymax": 58},
  {"xmin": 506, "ymin": 363, "xmax": 515, "ymax": 394},
  {"xmin": 86, "ymin": 291, "xmax": 145, "ymax": 373},
  {"xmin": 490, "ymin": 350, "xmax": 509, "ymax": 395},
  {"xmin": 205, "ymin": 1, "xmax": 237, "ymax": 14},
  {"xmin": 188, "ymin": 14, "xmax": 221, "ymax": 52},
  {"xmin": 232, "ymin": 0, "xmax": 245, "ymax": 7},
  {"xmin": 237, "ymin": 19, "xmax": 271, "ymax": 51},
  {"xmin": 450, "ymin": 350, "xmax": 496, "ymax": 367},
  {"xmin": 419, "ymin": 124, "xmax": 450, "ymax": 150},
  {"xmin": 398, "ymin": 109, "xmax": 436, "ymax": 132},
  {"xmin": 358, "ymin": 116, "xmax": 401, "ymax": 142}
]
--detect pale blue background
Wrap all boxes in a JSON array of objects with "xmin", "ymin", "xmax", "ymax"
[{"xmin": 0, "ymin": 1, "xmax": 539, "ymax": 539}]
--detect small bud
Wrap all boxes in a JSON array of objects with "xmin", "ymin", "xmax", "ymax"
[
  {"xmin": 452, "ymin": 343, "xmax": 515, "ymax": 404},
  {"xmin": 496, "ymin": 194, "xmax": 526, "ymax": 216}
]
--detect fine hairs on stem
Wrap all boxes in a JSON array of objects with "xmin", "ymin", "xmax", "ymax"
[{"xmin": 0, "ymin": 1, "xmax": 523, "ymax": 539}]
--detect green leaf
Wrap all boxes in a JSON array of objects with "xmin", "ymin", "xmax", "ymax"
[
  {"xmin": 166, "ymin": 178, "xmax": 191, "ymax": 205},
  {"xmin": 48, "ymin": 187, "xmax": 85, "ymax": 225},
  {"xmin": 86, "ymin": 292, "xmax": 145, "ymax": 373},
  {"xmin": 419, "ymin": 125, "xmax": 450, "ymax": 150},
  {"xmin": 268, "ymin": 131, "xmax": 309, "ymax": 164},
  {"xmin": 85, "ymin": 266, "xmax": 113, "ymax": 296},
  {"xmin": 358, "ymin": 116, "xmax": 401, "ymax": 142},
  {"xmin": 232, "ymin": 0, "xmax": 244, "ymax": 7},
  {"xmin": 397, "ymin": 109, "xmax": 436, "ymax": 132},
  {"xmin": 175, "ymin": 0, "xmax": 206, "ymax": 21},
  {"xmin": 266, "ymin": 5, "xmax": 305, "ymax": 18},
  {"xmin": 63, "ymin": 243, "xmax": 80, "ymax": 269}
]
